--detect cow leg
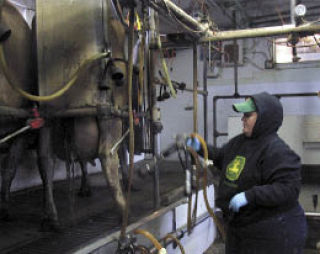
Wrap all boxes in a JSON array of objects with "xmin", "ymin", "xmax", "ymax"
[
  {"xmin": 118, "ymin": 142, "xmax": 141, "ymax": 192},
  {"xmin": 78, "ymin": 160, "xmax": 91, "ymax": 197},
  {"xmin": 0, "ymin": 137, "xmax": 24, "ymax": 220},
  {"xmin": 118, "ymin": 142, "xmax": 129, "ymax": 190},
  {"xmin": 98, "ymin": 117, "xmax": 126, "ymax": 217},
  {"xmin": 37, "ymin": 126, "xmax": 60, "ymax": 231}
]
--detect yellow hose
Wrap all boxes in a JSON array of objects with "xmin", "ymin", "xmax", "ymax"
[
  {"xmin": 0, "ymin": 45, "xmax": 109, "ymax": 102},
  {"xmin": 138, "ymin": 35, "xmax": 144, "ymax": 107},
  {"xmin": 186, "ymin": 147, "xmax": 200, "ymax": 232},
  {"xmin": 189, "ymin": 133, "xmax": 226, "ymax": 241},
  {"xmin": 163, "ymin": 234, "xmax": 185, "ymax": 254},
  {"xmin": 190, "ymin": 133, "xmax": 208, "ymax": 161},
  {"xmin": 134, "ymin": 229, "xmax": 166, "ymax": 254},
  {"xmin": 156, "ymin": 33, "xmax": 176, "ymax": 98}
]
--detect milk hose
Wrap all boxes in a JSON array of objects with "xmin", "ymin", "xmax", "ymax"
[
  {"xmin": 190, "ymin": 133, "xmax": 226, "ymax": 241},
  {"xmin": 134, "ymin": 229, "xmax": 166, "ymax": 254},
  {"xmin": 186, "ymin": 147, "xmax": 200, "ymax": 232},
  {"xmin": 163, "ymin": 233, "xmax": 185, "ymax": 254}
]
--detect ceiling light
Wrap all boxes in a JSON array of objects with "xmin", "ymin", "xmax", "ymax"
[{"xmin": 294, "ymin": 4, "xmax": 307, "ymax": 17}]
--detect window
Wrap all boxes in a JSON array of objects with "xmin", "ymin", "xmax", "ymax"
[{"xmin": 274, "ymin": 34, "xmax": 320, "ymax": 63}]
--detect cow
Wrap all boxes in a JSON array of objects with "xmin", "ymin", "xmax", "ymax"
[
  {"xmin": 35, "ymin": 4, "xmax": 130, "ymax": 229},
  {"xmin": 0, "ymin": 1, "xmax": 35, "ymax": 220},
  {"xmin": 0, "ymin": 0, "xmax": 137, "ymax": 232}
]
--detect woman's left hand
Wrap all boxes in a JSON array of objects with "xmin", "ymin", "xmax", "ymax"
[{"xmin": 229, "ymin": 192, "xmax": 248, "ymax": 212}]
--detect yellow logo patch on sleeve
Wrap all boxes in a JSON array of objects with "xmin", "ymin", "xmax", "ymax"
[{"xmin": 226, "ymin": 155, "xmax": 246, "ymax": 181}]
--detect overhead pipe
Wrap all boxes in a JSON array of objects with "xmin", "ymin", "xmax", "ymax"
[
  {"xmin": 212, "ymin": 92, "xmax": 320, "ymax": 146},
  {"xmin": 201, "ymin": 23, "xmax": 320, "ymax": 42}
]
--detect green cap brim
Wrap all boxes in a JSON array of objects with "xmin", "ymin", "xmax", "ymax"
[{"xmin": 233, "ymin": 98, "xmax": 256, "ymax": 113}]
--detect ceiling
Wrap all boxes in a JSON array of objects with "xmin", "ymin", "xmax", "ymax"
[
  {"xmin": 157, "ymin": 0, "xmax": 320, "ymax": 34},
  {"xmin": 7, "ymin": 0, "xmax": 320, "ymax": 35}
]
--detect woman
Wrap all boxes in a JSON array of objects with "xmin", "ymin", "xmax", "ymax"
[{"xmin": 188, "ymin": 92, "xmax": 307, "ymax": 254}]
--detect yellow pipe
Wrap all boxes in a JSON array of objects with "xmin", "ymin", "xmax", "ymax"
[
  {"xmin": 190, "ymin": 133, "xmax": 208, "ymax": 161},
  {"xmin": 163, "ymin": 234, "xmax": 185, "ymax": 254},
  {"xmin": 134, "ymin": 229, "xmax": 166, "ymax": 254},
  {"xmin": 0, "ymin": 45, "xmax": 109, "ymax": 102}
]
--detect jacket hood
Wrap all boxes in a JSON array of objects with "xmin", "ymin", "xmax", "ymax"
[{"xmin": 250, "ymin": 92, "xmax": 283, "ymax": 138}]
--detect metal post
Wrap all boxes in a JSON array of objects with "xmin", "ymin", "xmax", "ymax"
[
  {"xmin": 148, "ymin": 8, "xmax": 161, "ymax": 209},
  {"xmin": 193, "ymin": 42, "xmax": 198, "ymax": 133},
  {"xmin": 233, "ymin": 11, "xmax": 239, "ymax": 96},
  {"xmin": 202, "ymin": 43, "xmax": 208, "ymax": 142},
  {"xmin": 291, "ymin": 0, "xmax": 297, "ymax": 25}
]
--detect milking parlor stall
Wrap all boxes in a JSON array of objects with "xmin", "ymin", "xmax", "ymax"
[{"xmin": 0, "ymin": 0, "xmax": 319, "ymax": 253}]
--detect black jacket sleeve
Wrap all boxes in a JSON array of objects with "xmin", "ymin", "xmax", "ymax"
[
  {"xmin": 199, "ymin": 144, "xmax": 226, "ymax": 169},
  {"xmin": 245, "ymin": 141, "xmax": 301, "ymax": 207}
]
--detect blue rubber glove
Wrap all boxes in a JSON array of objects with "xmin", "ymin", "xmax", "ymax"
[
  {"xmin": 186, "ymin": 137, "xmax": 201, "ymax": 152},
  {"xmin": 229, "ymin": 192, "xmax": 248, "ymax": 212}
]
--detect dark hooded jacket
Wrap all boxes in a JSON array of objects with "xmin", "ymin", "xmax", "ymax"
[{"xmin": 209, "ymin": 92, "xmax": 302, "ymax": 226}]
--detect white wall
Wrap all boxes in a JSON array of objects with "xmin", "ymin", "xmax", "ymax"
[
  {"xmin": 228, "ymin": 115, "xmax": 320, "ymax": 165},
  {"xmin": 157, "ymin": 38, "xmax": 320, "ymax": 154}
]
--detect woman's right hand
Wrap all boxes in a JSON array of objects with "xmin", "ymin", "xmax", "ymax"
[{"xmin": 186, "ymin": 137, "xmax": 201, "ymax": 152}]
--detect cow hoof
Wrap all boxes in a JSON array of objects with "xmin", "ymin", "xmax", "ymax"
[
  {"xmin": 77, "ymin": 189, "xmax": 92, "ymax": 197},
  {"xmin": 40, "ymin": 219, "xmax": 62, "ymax": 232}
]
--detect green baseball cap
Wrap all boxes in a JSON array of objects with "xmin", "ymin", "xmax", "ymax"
[{"xmin": 233, "ymin": 98, "xmax": 256, "ymax": 113}]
